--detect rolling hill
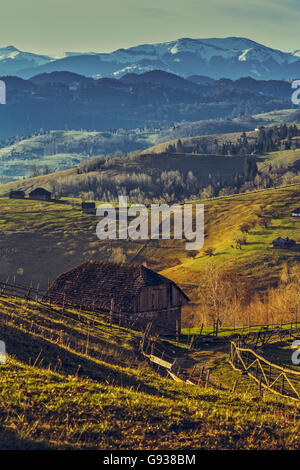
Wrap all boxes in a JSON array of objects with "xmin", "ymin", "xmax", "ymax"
[
  {"xmin": 0, "ymin": 71, "xmax": 293, "ymax": 140},
  {"xmin": 0, "ymin": 183, "xmax": 298, "ymax": 312},
  {"xmin": 0, "ymin": 129, "xmax": 155, "ymax": 181}
]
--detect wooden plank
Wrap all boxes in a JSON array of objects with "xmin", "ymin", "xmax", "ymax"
[
  {"xmin": 168, "ymin": 371, "xmax": 185, "ymax": 383},
  {"xmin": 149, "ymin": 354, "xmax": 173, "ymax": 370}
]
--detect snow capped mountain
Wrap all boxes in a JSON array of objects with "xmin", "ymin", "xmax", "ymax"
[
  {"xmin": 1, "ymin": 37, "xmax": 300, "ymax": 80},
  {"xmin": 0, "ymin": 45, "xmax": 52, "ymax": 75},
  {"xmin": 0, "ymin": 45, "xmax": 20, "ymax": 60}
]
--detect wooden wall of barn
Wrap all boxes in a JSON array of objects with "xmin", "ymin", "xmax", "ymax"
[{"xmin": 130, "ymin": 283, "xmax": 185, "ymax": 335}]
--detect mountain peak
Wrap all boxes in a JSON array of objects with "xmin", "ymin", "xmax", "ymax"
[
  {"xmin": 0, "ymin": 37, "xmax": 299, "ymax": 81},
  {"xmin": 0, "ymin": 45, "xmax": 19, "ymax": 51}
]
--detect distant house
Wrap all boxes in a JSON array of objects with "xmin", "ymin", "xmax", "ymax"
[
  {"xmin": 292, "ymin": 207, "xmax": 300, "ymax": 218},
  {"xmin": 272, "ymin": 237, "xmax": 296, "ymax": 249},
  {"xmin": 81, "ymin": 202, "xmax": 96, "ymax": 214},
  {"xmin": 42, "ymin": 261, "xmax": 189, "ymax": 336},
  {"xmin": 9, "ymin": 190, "xmax": 25, "ymax": 199},
  {"xmin": 291, "ymin": 136, "xmax": 300, "ymax": 149},
  {"xmin": 29, "ymin": 187, "xmax": 51, "ymax": 201}
]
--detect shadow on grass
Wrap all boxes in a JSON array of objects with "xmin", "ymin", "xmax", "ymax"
[
  {"xmin": 0, "ymin": 322, "xmax": 159, "ymax": 396},
  {"xmin": 244, "ymin": 242, "xmax": 265, "ymax": 246},
  {"xmin": 0, "ymin": 425, "xmax": 52, "ymax": 450}
]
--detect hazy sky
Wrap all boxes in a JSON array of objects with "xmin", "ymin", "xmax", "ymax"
[{"xmin": 1, "ymin": 0, "xmax": 299, "ymax": 55}]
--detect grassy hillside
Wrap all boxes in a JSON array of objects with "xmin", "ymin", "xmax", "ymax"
[
  {"xmin": 141, "ymin": 130, "xmax": 258, "ymax": 154},
  {"xmin": 0, "ymin": 129, "xmax": 154, "ymax": 181},
  {"xmin": 162, "ymin": 185, "xmax": 300, "ymax": 292},
  {"xmin": 0, "ymin": 295, "xmax": 300, "ymax": 450},
  {"xmin": 253, "ymin": 108, "xmax": 296, "ymax": 123},
  {"xmin": 0, "ymin": 151, "xmax": 246, "ymax": 202},
  {"xmin": 0, "ymin": 184, "xmax": 298, "ymax": 309}
]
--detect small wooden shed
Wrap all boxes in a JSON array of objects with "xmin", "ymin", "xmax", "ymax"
[
  {"xmin": 292, "ymin": 207, "xmax": 300, "ymax": 218},
  {"xmin": 42, "ymin": 261, "xmax": 189, "ymax": 336},
  {"xmin": 29, "ymin": 187, "xmax": 51, "ymax": 201},
  {"xmin": 9, "ymin": 190, "xmax": 25, "ymax": 199},
  {"xmin": 272, "ymin": 237, "xmax": 296, "ymax": 249}
]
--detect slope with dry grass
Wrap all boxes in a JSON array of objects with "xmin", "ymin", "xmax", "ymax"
[{"xmin": 0, "ymin": 295, "xmax": 300, "ymax": 449}]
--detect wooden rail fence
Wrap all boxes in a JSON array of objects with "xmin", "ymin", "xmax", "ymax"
[
  {"xmin": 140, "ymin": 325, "xmax": 213, "ymax": 387},
  {"xmin": 229, "ymin": 340, "xmax": 300, "ymax": 401}
]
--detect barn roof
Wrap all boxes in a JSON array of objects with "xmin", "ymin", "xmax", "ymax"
[
  {"xmin": 43, "ymin": 260, "xmax": 189, "ymax": 312},
  {"xmin": 292, "ymin": 207, "xmax": 300, "ymax": 214}
]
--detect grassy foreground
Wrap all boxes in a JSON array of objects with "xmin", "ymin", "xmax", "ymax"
[
  {"xmin": 1, "ymin": 355, "xmax": 300, "ymax": 450},
  {"xmin": 0, "ymin": 296, "xmax": 299, "ymax": 449}
]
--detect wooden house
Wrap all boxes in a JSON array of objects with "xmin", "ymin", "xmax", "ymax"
[
  {"xmin": 42, "ymin": 261, "xmax": 189, "ymax": 336},
  {"xmin": 272, "ymin": 237, "xmax": 296, "ymax": 249},
  {"xmin": 29, "ymin": 187, "xmax": 51, "ymax": 201},
  {"xmin": 292, "ymin": 207, "xmax": 300, "ymax": 218},
  {"xmin": 9, "ymin": 190, "xmax": 25, "ymax": 199},
  {"xmin": 81, "ymin": 202, "xmax": 96, "ymax": 214}
]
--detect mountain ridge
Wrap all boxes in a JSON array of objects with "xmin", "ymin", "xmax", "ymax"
[{"xmin": 1, "ymin": 37, "xmax": 300, "ymax": 80}]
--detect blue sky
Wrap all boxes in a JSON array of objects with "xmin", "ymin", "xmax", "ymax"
[{"xmin": 0, "ymin": 0, "xmax": 299, "ymax": 54}]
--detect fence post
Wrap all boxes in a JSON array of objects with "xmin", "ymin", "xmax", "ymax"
[
  {"xmin": 109, "ymin": 299, "xmax": 114, "ymax": 327},
  {"xmin": 232, "ymin": 379, "xmax": 238, "ymax": 394},
  {"xmin": 26, "ymin": 281, "xmax": 33, "ymax": 301},
  {"xmin": 259, "ymin": 375, "xmax": 263, "ymax": 399},
  {"xmin": 189, "ymin": 365, "xmax": 196, "ymax": 381},
  {"xmin": 35, "ymin": 282, "xmax": 40, "ymax": 302},
  {"xmin": 205, "ymin": 369, "xmax": 210, "ymax": 388},
  {"xmin": 281, "ymin": 375, "xmax": 285, "ymax": 395},
  {"xmin": 62, "ymin": 293, "xmax": 66, "ymax": 313}
]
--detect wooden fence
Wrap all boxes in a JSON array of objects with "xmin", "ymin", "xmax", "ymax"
[
  {"xmin": 237, "ymin": 324, "xmax": 300, "ymax": 349},
  {"xmin": 2, "ymin": 277, "xmax": 300, "ymax": 399},
  {"xmin": 0, "ymin": 279, "xmax": 180, "ymax": 336},
  {"xmin": 229, "ymin": 340, "xmax": 300, "ymax": 401},
  {"xmin": 140, "ymin": 324, "xmax": 213, "ymax": 387}
]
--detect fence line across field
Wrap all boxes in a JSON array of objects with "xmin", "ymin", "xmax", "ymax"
[
  {"xmin": 1, "ymin": 278, "xmax": 300, "ymax": 398},
  {"xmin": 0, "ymin": 278, "xmax": 299, "ymax": 345}
]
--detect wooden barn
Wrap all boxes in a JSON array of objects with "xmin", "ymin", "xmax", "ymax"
[
  {"xmin": 9, "ymin": 190, "xmax": 25, "ymax": 199},
  {"xmin": 42, "ymin": 261, "xmax": 189, "ymax": 336},
  {"xmin": 29, "ymin": 187, "xmax": 51, "ymax": 201}
]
